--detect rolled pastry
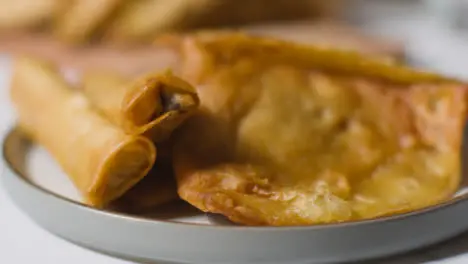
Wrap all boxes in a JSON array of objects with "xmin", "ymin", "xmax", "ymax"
[
  {"xmin": 10, "ymin": 57, "xmax": 157, "ymax": 206},
  {"xmin": 81, "ymin": 69, "xmax": 199, "ymax": 141},
  {"xmin": 112, "ymin": 157, "xmax": 178, "ymax": 211}
]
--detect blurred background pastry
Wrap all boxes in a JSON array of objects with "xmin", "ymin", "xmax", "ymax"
[
  {"xmin": 0, "ymin": 0, "xmax": 404, "ymax": 75},
  {"xmin": 1, "ymin": 0, "xmax": 341, "ymax": 44}
]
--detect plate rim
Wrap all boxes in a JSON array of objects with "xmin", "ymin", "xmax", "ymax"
[{"xmin": 3, "ymin": 125, "xmax": 468, "ymax": 231}]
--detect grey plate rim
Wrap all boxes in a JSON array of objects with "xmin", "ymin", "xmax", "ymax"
[
  {"xmin": 3, "ymin": 126, "xmax": 468, "ymax": 231},
  {"xmin": 5, "ymin": 125, "xmax": 468, "ymax": 264}
]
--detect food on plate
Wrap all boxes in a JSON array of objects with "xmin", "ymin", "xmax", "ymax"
[
  {"xmin": 110, "ymin": 141, "xmax": 180, "ymax": 211},
  {"xmin": 81, "ymin": 69, "xmax": 199, "ymax": 141},
  {"xmin": 9, "ymin": 30, "xmax": 465, "ymax": 227},
  {"xmin": 10, "ymin": 57, "xmax": 157, "ymax": 206},
  {"xmin": 54, "ymin": 0, "xmax": 123, "ymax": 44},
  {"xmin": 80, "ymin": 69, "xmax": 198, "ymax": 209},
  {"xmin": 113, "ymin": 158, "xmax": 178, "ymax": 211},
  {"xmin": 161, "ymin": 33, "xmax": 468, "ymax": 226}
]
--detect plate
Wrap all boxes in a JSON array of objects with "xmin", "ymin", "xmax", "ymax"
[{"xmin": 4, "ymin": 126, "xmax": 468, "ymax": 264}]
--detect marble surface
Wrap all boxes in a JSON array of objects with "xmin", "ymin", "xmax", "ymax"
[{"xmin": 4, "ymin": 1, "xmax": 468, "ymax": 263}]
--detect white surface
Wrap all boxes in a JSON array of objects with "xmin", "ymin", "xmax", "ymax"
[
  {"xmin": 4, "ymin": 2, "xmax": 468, "ymax": 263},
  {"xmin": 0, "ymin": 58, "xmax": 135, "ymax": 264}
]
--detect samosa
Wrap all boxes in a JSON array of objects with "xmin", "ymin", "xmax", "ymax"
[{"xmin": 159, "ymin": 32, "xmax": 468, "ymax": 226}]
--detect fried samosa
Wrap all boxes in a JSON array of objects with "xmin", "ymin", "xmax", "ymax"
[
  {"xmin": 162, "ymin": 33, "xmax": 468, "ymax": 226},
  {"xmin": 81, "ymin": 69, "xmax": 199, "ymax": 141},
  {"xmin": 10, "ymin": 57, "xmax": 157, "ymax": 206}
]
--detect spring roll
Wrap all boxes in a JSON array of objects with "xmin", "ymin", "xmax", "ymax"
[
  {"xmin": 10, "ymin": 57, "xmax": 157, "ymax": 207},
  {"xmin": 112, "ymin": 157, "xmax": 179, "ymax": 212},
  {"xmin": 81, "ymin": 69, "xmax": 199, "ymax": 141},
  {"xmin": 54, "ymin": 0, "xmax": 123, "ymax": 44}
]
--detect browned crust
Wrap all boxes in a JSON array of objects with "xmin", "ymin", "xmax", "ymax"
[
  {"xmin": 81, "ymin": 69, "xmax": 199, "ymax": 142},
  {"xmin": 10, "ymin": 56, "xmax": 157, "ymax": 207},
  {"xmin": 155, "ymin": 31, "xmax": 456, "ymax": 85},
  {"xmin": 168, "ymin": 33, "xmax": 468, "ymax": 226},
  {"xmin": 122, "ymin": 71, "xmax": 200, "ymax": 140}
]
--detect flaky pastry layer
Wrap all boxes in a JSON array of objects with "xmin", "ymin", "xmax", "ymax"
[
  {"xmin": 82, "ymin": 69, "xmax": 199, "ymax": 141},
  {"xmin": 163, "ymin": 33, "xmax": 468, "ymax": 226},
  {"xmin": 10, "ymin": 57, "xmax": 156, "ymax": 206}
]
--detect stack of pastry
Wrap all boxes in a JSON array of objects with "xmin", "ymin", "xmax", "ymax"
[
  {"xmin": 0, "ymin": 1, "xmax": 406, "ymax": 80},
  {"xmin": 0, "ymin": 0, "xmax": 340, "ymax": 45},
  {"xmin": 10, "ymin": 56, "xmax": 199, "ymax": 209},
  {"xmin": 10, "ymin": 32, "xmax": 468, "ymax": 225}
]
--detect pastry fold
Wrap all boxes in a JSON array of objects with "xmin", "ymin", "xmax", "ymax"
[
  {"xmin": 82, "ymin": 69, "xmax": 199, "ymax": 141},
  {"xmin": 10, "ymin": 57, "xmax": 157, "ymax": 206},
  {"xmin": 82, "ymin": 70, "xmax": 198, "ymax": 210},
  {"xmin": 162, "ymin": 33, "xmax": 468, "ymax": 226}
]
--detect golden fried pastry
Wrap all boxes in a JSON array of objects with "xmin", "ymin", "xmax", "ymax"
[
  {"xmin": 81, "ymin": 69, "xmax": 199, "ymax": 141},
  {"xmin": 81, "ymin": 69, "xmax": 197, "ymax": 209},
  {"xmin": 54, "ymin": 0, "xmax": 123, "ymax": 44},
  {"xmin": 113, "ymin": 157, "xmax": 178, "ymax": 211},
  {"xmin": 10, "ymin": 57, "xmax": 157, "ymax": 206},
  {"xmin": 162, "ymin": 33, "xmax": 468, "ymax": 226},
  {"xmin": 111, "ymin": 140, "xmax": 180, "ymax": 211}
]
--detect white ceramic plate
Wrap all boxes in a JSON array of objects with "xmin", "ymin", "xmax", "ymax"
[{"xmin": 4, "ymin": 127, "xmax": 468, "ymax": 264}]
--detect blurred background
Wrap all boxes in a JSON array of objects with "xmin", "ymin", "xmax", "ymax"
[
  {"xmin": 5, "ymin": 0, "xmax": 468, "ymax": 139},
  {"xmin": 1, "ymin": 1, "xmax": 468, "ymax": 128},
  {"xmin": 0, "ymin": 0, "xmax": 467, "ymax": 78}
]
